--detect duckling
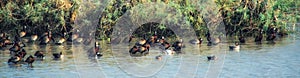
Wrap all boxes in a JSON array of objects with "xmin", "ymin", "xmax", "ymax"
[
  {"xmin": 229, "ymin": 42, "xmax": 240, "ymax": 50},
  {"xmin": 189, "ymin": 38, "xmax": 203, "ymax": 45},
  {"xmin": 207, "ymin": 55, "xmax": 216, "ymax": 61},
  {"xmin": 53, "ymin": 52, "xmax": 63, "ymax": 59},
  {"xmin": 34, "ymin": 51, "xmax": 45, "ymax": 59},
  {"xmin": 25, "ymin": 55, "xmax": 35, "ymax": 67},
  {"xmin": 255, "ymin": 29, "xmax": 263, "ymax": 43}
]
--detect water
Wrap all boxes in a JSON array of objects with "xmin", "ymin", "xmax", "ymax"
[{"xmin": 0, "ymin": 34, "xmax": 300, "ymax": 78}]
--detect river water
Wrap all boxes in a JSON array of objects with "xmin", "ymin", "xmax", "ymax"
[{"xmin": 0, "ymin": 32, "xmax": 299, "ymax": 78}]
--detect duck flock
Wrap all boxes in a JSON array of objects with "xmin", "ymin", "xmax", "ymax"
[
  {"xmin": 0, "ymin": 27, "xmax": 100, "ymax": 67},
  {"xmin": 128, "ymin": 26, "xmax": 285, "ymax": 61},
  {"xmin": 0, "ymin": 26, "xmax": 284, "ymax": 67}
]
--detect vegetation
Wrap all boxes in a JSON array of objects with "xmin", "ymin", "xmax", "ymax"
[{"xmin": 0, "ymin": 0, "xmax": 298, "ymax": 40}]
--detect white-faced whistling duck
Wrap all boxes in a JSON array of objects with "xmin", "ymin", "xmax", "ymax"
[
  {"xmin": 229, "ymin": 42, "xmax": 240, "ymax": 50},
  {"xmin": 25, "ymin": 55, "xmax": 35, "ymax": 67}
]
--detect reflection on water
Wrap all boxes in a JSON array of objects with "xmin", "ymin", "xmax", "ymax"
[{"xmin": 0, "ymin": 34, "xmax": 300, "ymax": 78}]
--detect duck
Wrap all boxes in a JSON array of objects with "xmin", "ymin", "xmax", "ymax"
[
  {"xmin": 266, "ymin": 26, "xmax": 277, "ymax": 41},
  {"xmin": 7, "ymin": 54, "xmax": 22, "ymax": 64},
  {"xmin": 229, "ymin": 42, "xmax": 240, "ymax": 50},
  {"xmin": 30, "ymin": 31, "xmax": 38, "ymax": 42},
  {"xmin": 206, "ymin": 32, "xmax": 221, "ymax": 46},
  {"xmin": 9, "ymin": 43, "xmax": 21, "ymax": 53},
  {"xmin": 135, "ymin": 39, "xmax": 147, "ymax": 46},
  {"xmin": 146, "ymin": 36, "xmax": 157, "ymax": 46},
  {"xmin": 39, "ymin": 31, "xmax": 55, "ymax": 45},
  {"xmin": 207, "ymin": 55, "xmax": 216, "ymax": 61},
  {"xmin": 25, "ymin": 55, "xmax": 35, "ymax": 67},
  {"xmin": 0, "ymin": 31, "xmax": 5, "ymax": 38},
  {"xmin": 53, "ymin": 52, "xmax": 63, "ymax": 59},
  {"xmin": 55, "ymin": 37, "xmax": 66, "ymax": 45},
  {"xmin": 94, "ymin": 43, "xmax": 102, "ymax": 58},
  {"xmin": 34, "ymin": 51, "xmax": 45, "ymax": 59},
  {"xmin": 189, "ymin": 38, "xmax": 203, "ymax": 45},
  {"xmin": 172, "ymin": 39, "xmax": 184, "ymax": 51},
  {"xmin": 255, "ymin": 29, "xmax": 263, "ymax": 43},
  {"xmin": 67, "ymin": 29, "xmax": 79, "ymax": 42},
  {"xmin": 138, "ymin": 45, "xmax": 149, "ymax": 55},
  {"xmin": 161, "ymin": 41, "xmax": 171, "ymax": 50},
  {"xmin": 129, "ymin": 46, "xmax": 139, "ymax": 54},
  {"xmin": 17, "ymin": 26, "xmax": 27, "ymax": 38},
  {"xmin": 4, "ymin": 36, "xmax": 13, "ymax": 45}
]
